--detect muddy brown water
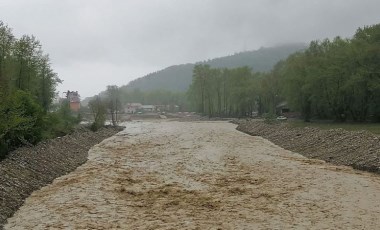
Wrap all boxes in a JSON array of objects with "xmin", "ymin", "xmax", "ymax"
[{"xmin": 5, "ymin": 121, "xmax": 380, "ymax": 229}]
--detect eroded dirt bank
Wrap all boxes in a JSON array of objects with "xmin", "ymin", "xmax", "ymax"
[
  {"xmin": 0, "ymin": 127, "xmax": 122, "ymax": 229},
  {"xmin": 5, "ymin": 121, "xmax": 380, "ymax": 229},
  {"xmin": 236, "ymin": 120, "xmax": 380, "ymax": 174}
]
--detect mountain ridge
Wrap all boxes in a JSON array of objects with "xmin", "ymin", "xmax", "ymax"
[{"xmin": 122, "ymin": 43, "xmax": 306, "ymax": 93}]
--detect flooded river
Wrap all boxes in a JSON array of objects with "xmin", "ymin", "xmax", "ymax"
[{"xmin": 5, "ymin": 121, "xmax": 380, "ymax": 229}]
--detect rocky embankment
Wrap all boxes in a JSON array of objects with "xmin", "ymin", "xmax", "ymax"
[
  {"xmin": 236, "ymin": 120, "xmax": 380, "ymax": 174},
  {"xmin": 0, "ymin": 126, "xmax": 123, "ymax": 228}
]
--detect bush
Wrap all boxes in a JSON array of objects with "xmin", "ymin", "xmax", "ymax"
[
  {"xmin": 88, "ymin": 97, "xmax": 107, "ymax": 131},
  {"xmin": 0, "ymin": 95, "xmax": 81, "ymax": 159},
  {"xmin": 0, "ymin": 91, "xmax": 44, "ymax": 158},
  {"xmin": 42, "ymin": 100, "xmax": 81, "ymax": 138},
  {"xmin": 263, "ymin": 113, "xmax": 277, "ymax": 124}
]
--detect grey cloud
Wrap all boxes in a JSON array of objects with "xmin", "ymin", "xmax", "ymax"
[{"xmin": 0, "ymin": 0, "xmax": 379, "ymax": 97}]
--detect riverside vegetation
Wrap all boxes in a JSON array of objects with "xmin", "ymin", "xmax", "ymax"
[
  {"xmin": 100, "ymin": 24, "xmax": 379, "ymax": 126},
  {"xmin": 0, "ymin": 21, "xmax": 118, "ymax": 159},
  {"xmin": 0, "ymin": 21, "xmax": 83, "ymax": 159},
  {"xmin": 187, "ymin": 24, "xmax": 380, "ymax": 123}
]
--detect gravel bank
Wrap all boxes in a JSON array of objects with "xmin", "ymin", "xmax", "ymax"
[
  {"xmin": 0, "ymin": 126, "xmax": 123, "ymax": 229},
  {"xmin": 236, "ymin": 120, "xmax": 380, "ymax": 174}
]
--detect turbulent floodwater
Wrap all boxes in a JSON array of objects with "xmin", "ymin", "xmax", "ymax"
[{"xmin": 5, "ymin": 121, "xmax": 380, "ymax": 229}]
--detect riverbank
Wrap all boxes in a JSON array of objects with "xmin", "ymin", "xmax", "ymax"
[
  {"xmin": 0, "ymin": 126, "xmax": 123, "ymax": 228},
  {"xmin": 236, "ymin": 120, "xmax": 380, "ymax": 174}
]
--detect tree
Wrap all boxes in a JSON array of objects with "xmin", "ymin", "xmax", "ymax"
[
  {"xmin": 278, "ymin": 23, "xmax": 380, "ymax": 122},
  {"xmin": 0, "ymin": 21, "xmax": 14, "ymax": 95},
  {"xmin": 350, "ymin": 24, "xmax": 380, "ymax": 121},
  {"xmin": 106, "ymin": 85, "xmax": 121, "ymax": 126},
  {"xmin": 189, "ymin": 64, "xmax": 210, "ymax": 114},
  {"xmin": 88, "ymin": 96, "xmax": 107, "ymax": 131},
  {"xmin": 0, "ymin": 90, "xmax": 44, "ymax": 158},
  {"xmin": 188, "ymin": 65, "xmax": 258, "ymax": 117}
]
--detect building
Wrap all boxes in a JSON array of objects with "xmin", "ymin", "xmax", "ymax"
[
  {"xmin": 276, "ymin": 101, "xmax": 300, "ymax": 118},
  {"xmin": 155, "ymin": 104, "xmax": 180, "ymax": 112},
  {"xmin": 155, "ymin": 105, "xmax": 170, "ymax": 112},
  {"xmin": 125, "ymin": 103, "xmax": 142, "ymax": 114},
  {"xmin": 66, "ymin": 91, "xmax": 81, "ymax": 112},
  {"xmin": 276, "ymin": 101, "xmax": 289, "ymax": 115},
  {"xmin": 141, "ymin": 105, "xmax": 156, "ymax": 112}
]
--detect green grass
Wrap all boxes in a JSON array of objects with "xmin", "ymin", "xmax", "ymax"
[{"xmin": 289, "ymin": 120, "xmax": 380, "ymax": 135}]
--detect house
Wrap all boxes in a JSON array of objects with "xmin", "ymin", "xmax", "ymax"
[
  {"xmin": 276, "ymin": 101, "xmax": 300, "ymax": 118},
  {"xmin": 276, "ymin": 101, "xmax": 289, "ymax": 115},
  {"xmin": 66, "ymin": 91, "xmax": 80, "ymax": 112},
  {"xmin": 155, "ymin": 104, "xmax": 180, "ymax": 112},
  {"xmin": 155, "ymin": 105, "xmax": 170, "ymax": 112},
  {"xmin": 125, "ymin": 103, "xmax": 142, "ymax": 114},
  {"xmin": 141, "ymin": 105, "xmax": 156, "ymax": 112}
]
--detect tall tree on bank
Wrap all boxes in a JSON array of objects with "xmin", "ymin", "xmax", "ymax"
[
  {"xmin": 106, "ymin": 85, "xmax": 121, "ymax": 126},
  {"xmin": 0, "ymin": 21, "xmax": 66, "ymax": 158},
  {"xmin": 280, "ymin": 24, "xmax": 380, "ymax": 122},
  {"xmin": 88, "ymin": 96, "xmax": 107, "ymax": 131},
  {"xmin": 188, "ymin": 65, "xmax": 260, "ymax": 117},
  {"xmin": 0, "ymin": 21, "xmax": 61, "ymax": 112},
  {"xmin": 0, "ymin": 21, "xmax": 14, "ymax": 95}
]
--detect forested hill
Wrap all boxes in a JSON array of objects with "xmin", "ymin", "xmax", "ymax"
[
  {"xmin": 124, "ymin": 63, "xmax": 194, "ymax": 92},
  {"xmin": 124, "ymin": 43, "xmax": 306, "ymax": 92}
]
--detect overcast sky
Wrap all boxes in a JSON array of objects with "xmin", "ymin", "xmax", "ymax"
[{"xmin": 0, "ymin": 0, "xmax": 379, "ymax": 98}]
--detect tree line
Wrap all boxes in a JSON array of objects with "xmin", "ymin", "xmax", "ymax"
[
  {"xmin": 188, "ymin": 24, "xmax": 380, "ymax": 122},
  {"xmin": 86, "ymin": 87, "xmax": 188, "ymax": 130},
  {"xmin": 0, "ymin": 21, "xmax": 78, "ymax": 158},
  {"xmin": 188, "ymin": 65, "xmax": 258, "ymax": 117},
  {"xmin": 119, "ymin": 88, "xmax": 188, "ymax": 110}
]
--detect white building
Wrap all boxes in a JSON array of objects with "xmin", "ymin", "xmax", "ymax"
[
  {"xmin": 125, "ymin": 103, "xmax": 142, "ymax": 114},
  {"xmin": 141, "ymin": 105, "xmax": 156, "ymax": 112}
]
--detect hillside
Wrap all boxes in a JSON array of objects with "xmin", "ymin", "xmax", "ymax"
[
  {"xmin": 124, "ymin": 43, "xmax": 306, "ymax": 92},
  {"xmin": 123, "ymin": 63, "xmax": 195, "ymax": 92}
]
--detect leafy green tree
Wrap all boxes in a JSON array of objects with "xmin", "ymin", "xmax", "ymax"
[
  {"xmin": 279, "ymin": 24, "xmax": 380, "ymax": 122},
  {"xmin": 0, "ymin": 21, "xmax": 14, "ymax": 95},
  {"xmin": 0, "ymin": 21, "xmax": 64, "ymax": 158},
  {"xmin": 42, "ymin": 100, "xmax": 80, "ymax": 138},
  {"xmin": 188, "ymin": 65, "xmax": 259, "ymax": 117},
  {"xmin": 0, "ymin": 90, "xmax": 44, "ymax": 158},
  {"xmin": 106, "ymin": 85, "xmax": 121, "ymax": 126},
  {"xmin": 88, "ymin": 96, "xmax": 107, "ymax": 131},
  {"xmin": 350, "ymin": 24, "xmax": 380, "ymax": 121}
]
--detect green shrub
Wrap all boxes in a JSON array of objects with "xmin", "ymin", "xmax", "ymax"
[
  {"xmin": 0, "ymin": 95, "xmax": 81, "ymax": 159},
  {"xmin": 42, "ymin": 100, "xmax": 81, "ymax": 138},
  {"xmin": 263, "ymin": 113, "xmax": 277, "ymax": 124},
  {"xmin": 0, "ymin": 90, "xmax": 44, "ymax": 158},
  {"xmin": 88, "ymin": 97, "xmax": 107, "ymax": 131}
]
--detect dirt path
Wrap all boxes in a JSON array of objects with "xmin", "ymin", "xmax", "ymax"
[{"xmin": 5, "ymin": 121, "xmax": 380, "ymax": 229}]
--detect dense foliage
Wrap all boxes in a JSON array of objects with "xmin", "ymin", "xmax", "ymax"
[
  {"xmin": 188, "ymin": 65, "xmax": 267, "ymax": 117},
  {"xmin": 0, "ymin": 21, "xmax": 78, "ymax": 158},
  {"xmin": 189, "ymin": 24, "xmax": 380, "ymax": 122},
  {"xmin": 120, "ymin": 88, "xmax": 188, "ymax": 111},
  {"xmin": 280, "ymin": 24, "xmax": 380, "ymax": 122}
]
